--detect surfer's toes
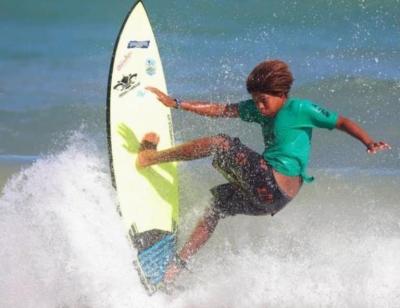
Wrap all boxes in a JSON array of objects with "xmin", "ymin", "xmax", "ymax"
[{"xmin": 139, "ymin": 132, "xmax": 160, "ymax": 151}]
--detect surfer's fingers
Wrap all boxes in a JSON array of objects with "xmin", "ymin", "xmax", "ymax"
[
  {"xmin": 375, "ymin": 141, "xmax": 391, "ymax": 151},
  {"xmin": 367, "ymin": 141, "xmax": 391, "ymax": 154},
  {"xmin": 379, "ymin": 141, "xmax": 391, "ymax": 149},
  {"xmin": 145, "ymin": 86, "xmax": 158, "ymax": 92},
  {"xmin": 145, "ymin": 86, "xmax": 160, "ymax": 98},
  {"xmin": 146, "ymin": 86, "xmax": 172, "ymax": 104},
  {"xmin": 146, "ymin": 86, "xmax": 166, "ymax": 97}
]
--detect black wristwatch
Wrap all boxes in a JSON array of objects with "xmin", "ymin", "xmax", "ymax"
[{"xmin": 174, "ymin": 98, "xmax": 182, "ymax": 109}]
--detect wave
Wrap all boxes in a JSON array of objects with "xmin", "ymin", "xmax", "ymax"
[
  {"xmin": 0, "ymin": 104, "xmax": 105, "ymax": 155},
  {"xmin": 1, "ymin": 131, "xmax": 399, "ymax": 307}
]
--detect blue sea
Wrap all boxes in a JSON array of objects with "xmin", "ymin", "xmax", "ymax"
[{"xmin": 1, "ymin": 1, "xmax": 399, "ymax": 307}]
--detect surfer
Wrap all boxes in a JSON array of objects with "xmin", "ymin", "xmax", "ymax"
[{"xmin": 137, "ymin": 59, "xmax": 391, "ymax": 284}]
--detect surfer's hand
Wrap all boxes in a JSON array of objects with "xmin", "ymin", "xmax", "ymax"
[
  {"xmin": 146, "ymin": 86, "xmax": 177, "ymax": 108},
  {"xmin": 366, "ymin": 141, "xmax": 391, "ymax": 154}
]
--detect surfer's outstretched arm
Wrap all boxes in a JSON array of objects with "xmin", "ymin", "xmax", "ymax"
[
  {"xmin": 335, "ymin": 116, "xmax": 391, "ymax": 154},
  {"xmin": 146, "ymin": 86, "xmax": 239, "ymax": 118}
]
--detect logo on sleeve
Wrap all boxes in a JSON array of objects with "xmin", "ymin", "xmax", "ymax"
[{"xmin": 312, "ymin": 104, "xmax": 331, "ymax": 118}]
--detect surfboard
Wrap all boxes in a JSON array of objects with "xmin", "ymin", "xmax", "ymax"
[{"xmin": 107, "ymin": 0, "xmax": 179, "ymax": 294}]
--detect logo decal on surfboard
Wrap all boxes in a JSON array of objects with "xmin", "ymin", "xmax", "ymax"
[
  {"xmin": 128, "ymin": 40, "xmax": 150, "ymax": 49},
  {"xmin": 145, "ymin": 58, "xmax": 157, "ymax": 76},
  {"xmin": 113, "ymin": 73, "xmax": 141, "ymax": 97},
  {"xmin": 117, "ymin": 52, "xmax": 132, "ymax": 71}
]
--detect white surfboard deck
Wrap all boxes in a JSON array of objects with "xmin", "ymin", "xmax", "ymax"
[{"xmin": 107, "ymin": 0, "xmax": 179, "ymax": 292}]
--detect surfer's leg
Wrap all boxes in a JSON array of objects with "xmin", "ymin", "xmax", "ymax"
[
  {"xmin": 179, "ymin": 207, "xmax": 220, "ymax": 262},
  {"xmin": 137, "ymin": 133, "xmax": 232, "ymax": 168},
  {"xmin": 163, "ymin": 207, "xmax": 220, "ymax": 283}
]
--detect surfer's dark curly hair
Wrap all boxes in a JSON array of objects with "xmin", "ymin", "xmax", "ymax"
[{"xmin": 246, "ymin": 59, "xmax": 294, "ymax": 97}]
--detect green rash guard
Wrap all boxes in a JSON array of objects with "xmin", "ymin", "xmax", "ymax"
[{"xmin": 238, "ymin": 97, "xmax": 339, "ymax": 183}]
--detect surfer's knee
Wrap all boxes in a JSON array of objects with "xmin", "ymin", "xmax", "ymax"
[
  {"xmin": 212, "ymin": 134, "xmax": 234, "ymax": 152},
  {"xmin": 204, "ymin": 207, "xmax": 221, "ymax": 231}
]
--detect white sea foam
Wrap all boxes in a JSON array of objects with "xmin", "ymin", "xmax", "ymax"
[
  {"xmin": 0, "ymin": 133, "xmax": 155, "ymax": 307},
  {"xmin": 0, "ymin": 132, "xmax": 399, "ymax": 307}
]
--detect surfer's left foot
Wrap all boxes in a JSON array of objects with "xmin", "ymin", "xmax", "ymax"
[
  {"xmin": 163, "ymin": 262, "xmax": 182, "ymax": 285},
  {"xmin": 163, "ymin": 254, "xmax": 187, "ymax": 284},
  {"xmin": 136, "ymin": 133, "xmax": 159, "ymax": 168}
]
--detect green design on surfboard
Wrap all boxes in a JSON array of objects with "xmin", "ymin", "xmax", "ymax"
[{"xmin": 118, "ymin": 123, "xmax": 179, "ymax": 223}]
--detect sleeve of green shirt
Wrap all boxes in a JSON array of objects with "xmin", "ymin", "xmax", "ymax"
[
  {"xmin": 301, "ymin": 100, "xmax": 339, "ymax": 130},
  {"xmin": 238, "ymin": 99, "xmax": 262, "ymax": 123}
]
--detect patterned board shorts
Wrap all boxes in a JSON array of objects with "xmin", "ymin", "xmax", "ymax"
[{"xmin": 210, "ymin": 135, "xmax": 292, "ymax": 218}]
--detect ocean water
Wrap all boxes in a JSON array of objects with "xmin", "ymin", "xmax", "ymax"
[{"xmin": 1, "ymin": 0, "xmax": 400, "ymax": 307}]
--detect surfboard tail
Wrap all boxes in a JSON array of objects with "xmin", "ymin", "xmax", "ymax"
[{"xmin": 132, "ymin": 231, "xmax": 176, "ymax": 294}]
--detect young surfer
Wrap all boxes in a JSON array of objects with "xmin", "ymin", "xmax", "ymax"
[{"xmin": 137, "ymin": 59, "xmax": 391, "ymax": 284}]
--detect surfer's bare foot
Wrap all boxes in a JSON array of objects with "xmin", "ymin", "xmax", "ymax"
[
  {"xmin": 163, "ymin": 253, "xmax": 188, "ymax": 285},
  {"xmin": 136, "ymin": 133, "xmax": 159, "ymax": 168},
  {"xmin": 163, "ymin": 262, "xmax": 182, "ymax": 285}
]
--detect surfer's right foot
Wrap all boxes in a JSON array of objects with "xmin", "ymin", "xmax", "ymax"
[{"xmin": 136, "ymin": 132, "xmax": 159, "ymax": 168}]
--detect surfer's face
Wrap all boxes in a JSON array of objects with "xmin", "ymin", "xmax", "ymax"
[{"xmin": 251, "ymin": 92, "xmax": 286, "ymax": 117}]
